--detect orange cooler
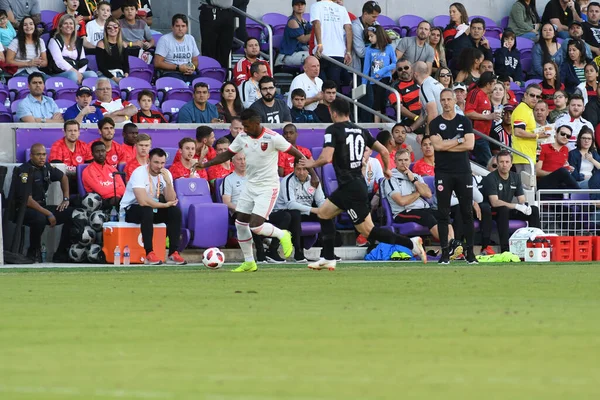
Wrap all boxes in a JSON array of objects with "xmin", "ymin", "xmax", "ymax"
[{"xmin": 102, "ymin": 222, "xmax": 166, "ymax": 264}]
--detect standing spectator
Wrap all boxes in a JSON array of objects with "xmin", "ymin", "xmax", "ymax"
[
  {"xmin": 96, "ymin": 17, "xmax": 130, "ymax": 86},
  {"xmin": 131, "ymin": 90, "xmax": 167, "ymax": 124},
  {"xmin": 508, "ymin": 0, "xmax": 541, "ymax": 40},
  {"xmin": 541, "ymin": 61, "xmax": 565, "ymax": 109},
  {"xmin": 85, "ymin": 1, "xmax": 111, "ymax": 49},
  {"xmin": 169, "ymin": 138, "xmax": 206, "ymax": 180},
  {"xmin": 49, "ymin": 119, "xmax": 92, "ymax": 176},
  {"xmin": 277, "ymin": 0, "xmax": 312, "ymax": 67},
  {"xmin": 52, "ymin": 0, "xmax": 87, "ymax": 38},
  {"xmin": 490, "ymin": 104, "xmax": 514, "ymax": 154},
  {"xmin": 63, "ymin": 86, "xmax": 105, "ymax": 123},
  {"xmin": 233, "ymin": 38, "xmax": 272, "ymax": 87},
  {"xmin": 286, "ymin": 56, "xmax": 323, "ymax": 111},
  {"xmin": 549, "ymin": 89, "xmax": 569, "ymax": 122},
  {"xmin": 568, "ymin": 125, "xmax": 600, "ymax": 187},
  {"xmin": 554, "ymin": 93, "xmax": 593, "ymax": 148},
  {"xmin": 154, "ymin": 14, "xmax": 199, "ymax": 83},
  {"xmin": 561, "ymin": 39, "xmax": 589, "ymax": 93},
  {"xmin": 0, "ymin": 10, "xmax": 16, "ymax": 48},
  {"xmin": 350, "ymin": 1, "xmax": 380, "ymax": 71},
  {"xmin": 239, "ymin": 62, "xmax": 268, "ymax": 109},
  {"xmin": 6, "ymin": 16, "xmax": 48, "ymax": 78},
  {"xmin": 315, "ymin": 80, "xmax": 337, "ymax": 123},
  {"xmin": 407, "ymin": 61, "xmax": 445, "ymax": 133},
  {"xmin": 0, "ymin": 0, "xmax": 41, "ymax": 29},
  {"xmin": 82, "ymin": 140, "xmax": 126, "ymax": 209},
  {"xmin": 92, "ymin": 117, "xmax": 125, "ymax": 169},
  {"xmin": 583, "ymin": 84, "xmax": 600, "ymax": 134},
  {"xmin": 278, "ymin": 123, "xmax": 313, "ymax": 177},
  {"xmin": 542, "ymin": 0, "xmax": 583, "ymax": 39},
  {"xmin": 536, "ymin": 124, "xmax": 581, "ymax": 188},
  {"xmin": 436, "ymin": 67, "xmax": 454, "ymax": 89},
  {"xmin": 532, "ymin": 23, "xmax": 563, "ymax": 78},
  {"xmin": 119, "ymin": 0, "xmax": 154, "ymax": 58},
  {"xmin": 411, "ymin": 135, "xmax": 436, "ymax": 176},
  {"xmin": 455, "ymin": 47, "xmax": 484, "ymax": 87},
  {"xmin": 583, "ymin": 1, "xmax": 600, "ymax": 56},
  {"xmin": 250, "ymin": 76, "xmax": 292, "ymax": 124},
  {"xmin": 124, "ymin": 133, "xmax": 151, "ymax": 181},
  {"xmin": 216, "ymin": 82, "xmax": 244, "ymax": 123},
  {"xmin": 443, "ymin": 2, "xmax": 469, "ymax": 58},
  {"xmin": 389, "ymin": 59, "xmax": 423, "ymax": 126},
  {"xmin": 450, "ymin": 17, "xmax": 493, "ymax": 75},
  {"xmin": 396, "ymin": 21, "xmax": 434, "ymax": 71},
  {"xmin": 290, "ymin": 89, "xmax": 320, "ymax": 123},
  {"xmin": 16, "ymin": 72, "xmax": 63, "ymax": 123},
  {"xmin": 494, "ymin": 29, "xmax": 524, "ymax": 86},
  {"xmin": 453, "ymin": 82, "xmax": 468, "ymax": 113},
  {"xmin": 199, "ymin": 0, "xmax": 239, "ymax": 69},
  {"xmin": 465, "ymin": 71, "xmax": 499, "ymax": 166},
  {"xmin": 512, "ymin": 83, "xmax": 547, "ymax": 175},
  {"xmin": 93, "ymin": 77, "xmax": 138, "ymax": 123},
  {"xmin": 574, "ymin": 61, "xmax": 599, "ymax": 103},
  {"xmin": 177, "ymin": 82, "xmax": 220, "ymax": 124},
  {"xmin": 429, "ymin": 26, "xmax": 447, "ymax": 74},
  {"xmin": 490, "ymin": 82, "xmax": 508, "ymax": 135}
]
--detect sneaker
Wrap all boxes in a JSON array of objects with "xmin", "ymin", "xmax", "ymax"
[
  {"xmin": 465, "ymin": 249, "xmax": 479, "ymax": 265},
  {"xmin": 167, "ymin": 251, "xmax": 187, "ymax": 265},
  {"xmin": 279, "ymin": 230, "xmax": 293, "ymax": 258},
  {"xmin": 265, "ymin": 252, "xmax": 286, "ymax": 263},
  {"xmin": 232, "ymin": 261, "xmax": 258, "ymax": 272},
  {"xmin": 426, "ymin": 249, "xmax": 440, "ymax": 257},
  {"xmin": 438, "ymin": 250, "xmax": 450, "ymax": 265},
  {"xmin": 410, "ymin": 236, "xmax": 427, "ymax": 264},
  {"xmin": 448, "ymin": 239, "xmax": 463, "ymax": 260},
  {"xmin": 307, "ymin": 258, "xmax": 336, "ymax": 271},
  {"xmin": 480, "ymin": 246, "xmax": 496, "ymax": 256},
  {"xmin": 144, "ymin": 251, "xmax": 162, "ymax": 265},
  {"xmin": 355, "ymin": 234, "xmax": 368, "ymax": 247},
  {"xmin": 26, "ymin": 248, "xmax": 42, "ymax": 263}
]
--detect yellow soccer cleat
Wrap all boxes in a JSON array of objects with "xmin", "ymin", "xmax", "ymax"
[
  {"xmin": 231, "ymin": 261, "xmax": 258, "ymax": 272},
  {"xmin": 279, "ymin": 230, "xmax": 293, "ymax": 258}
]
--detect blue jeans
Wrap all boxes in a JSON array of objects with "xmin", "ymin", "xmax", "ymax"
[
  {"xmin": 54, "ymin": 69, "xmax": 97, "ymax": 83},
  {"xmin": 473, "ymin": 139, "xmax": 492, "ymax": 166},
  {"xmin": 519, "ymin": 31, "xmax": 538, "ymax": 41}
]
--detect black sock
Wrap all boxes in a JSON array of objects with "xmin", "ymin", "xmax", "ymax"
[
  {"xmin": 368, "ymin": 227, "xmax": 413, "ymax": 249},
  {"xmin": 320, "ymin": 219, "xmax": 336, "ymax": 260}
]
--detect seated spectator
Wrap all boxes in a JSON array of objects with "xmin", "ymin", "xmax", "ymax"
[
  {"xmin": 63, "ymin": 85, "xmax": 104, "ymax": 123},
  {"xmin": 583, "ymin": 1, "xmax": 600, "ymax": 56},
  {"xmin": 48, "ymin": 14, "xmax": 97, "ymax": 84},
  {"xmin": 375, "ymin": 125, "xmax": 414, "ymax": 168},
  {"xmin": 290, "ymin": 88, "xmax": 320, "ymax": 123},
  {"xmin": 82, "ymin": 140, "xmax": 126, "ymax": 209},
  {"xmin": 508, "ymin": 0, "xmax": 541, "ymax": 40},
  {"xmin": 535, "ymin": 100, "xmax": 551, "ymax": 127},
  {"xmin": 78, "ymin": 0, "xmax": 99, "ymax": 24},
  {"xmin": 52, "ymin": 0, "xmax": 87, "ymax": 38},
  {"xmin": 396, "ymin": 21, "xmax": 433, "ymax": 70},
  {"xmin": 173, "ymin": 126, "xmax": 216, "ymax": 165},
  {"xmin": 154, "ymin": 14, "xmax": 199, "ymax": 83},
  {"xmin": 93, "ymin": 77, "xmax": 137, "ymax": 122},
  {"xmin": 0, "ymin": 10, "xmax": 16, "ymax": 48},
  {"xmin": 119, "ymin": 0, "xmax": 154, "ymax": 58},
  {"xmin": 314, "ymin": 80, "xmax": 337, "ymax": 123},
  {"xmin": 541, "ymin": 61, "xmax": 565, "ymax": 109},
  {"xmin": 276, "ymin": 0, "xmax": 312, "ymax": 67},
  {"xmin": 455, "ymin": 47, "xmax": 484, "ymax": 88},
  {"xmin": 240, "ymin": 61, "xmax": 268, "ymax": 109},
  {"xmin": 388, "ymin": 59, "xmax": 423, "ymax": 126},
  {"xmin": 465, "ymin": 71, "xmax": 498, "ymax": 166},
  {"xmin": 574, "ymin": 61, "xmax": 599, "ymax": 104},
  {"xmin": 169, "ymin": 137, "xmax": 207, "ymax": 180},
  {"xmin": 207, "ymin": 137, "xmax": 233, "ymax": 182},
  {"xmin": 250, "ymin": 77, "xmax": 292, "ymax": 124},
  {"xmin": 554, "ymin": 93, "xmax": 593, "ymax": 148},
  {"xmin": 111, "ymin": 0, "xmax": 153, "ymax": 27},
  {"xmin": 536, "ymin": 124, "xmax": 581, "ymax": 189},
  {"xmin": 85, "ymin": 1, "xmax": 111, "ymax": 49},
  {"xmin": 490, "ymin": 103, "xmax": 514, "ymax": 154},
  {"xmin": 568, "ymin": 125, "xmax": 600, "ymax": 187},
  {"xmin": 121, "ymin": 122, "xmax": 138, "ymax": 162},
  {"xmin": 411, "ymin": 135, "xmax": 435, "ymax": 176},
  {"xmin": 561, "ymin": 21, "xmax": 594, "ymax": 60},
  {"xmin": 498, "ymin": 75, "xmax": 519, "ymax": 106},
  {"xmin": 278, "ymin": 123, "xmax": 313, "ymax": 177},
  {"xmin": 435, "ymin": 67, "xmax": 454, "ymax": 89},
  {"xmin": 443, "ymin": 2, "xmax": 470, "ymax": 60},
  {"xmin": 480, "ymin": 59, "xmax": 495, "ymax": 74},
  {"xmin": 494, "ymin": 29, "xmax": 523, "ymax": 86},
  {"xmin": 542, "ymin": 0, "xmax": 583, "ymax": 39},
  {"xmin": 234, "ymin": 37, "xmax": 272, "ymax": 87},
  {"xmin": 549, "ymin": 89, "xmax": 569, "ymax": 122},
  {"xmin": 453, "ymin": 82, "xmax": 468, "ymax": 113},
  {"xmin": 0, "ymin": 0, "xmax": 41, "ymax": 29},
  {"xmin": 429, "ymin": 26, "xmax": 447, "ymax": 74},
  {"xmin": 131, "ymin": 90, "xmax": 167, "ymax": 124},
  {"xmin": 450, "ymin": 17, "xmax": 493, "ymax": 75},
  {"xmin": 561, "ymin": 39, "xmax": 590, "ymax": 93},
  {"xmin": 482, "ymin": 150, "xmax": 541, "ymax": 253},
  {"xmin": 91, "ymin": 117, "xmax": 125, "ymax": 169},
  {"xmin": 120, "ymin": 147, "xmax": 186, "ymax": 265},
  {"xmin": 222, "ymin": 117, "xmax": 244, "ymax": 145},
  {"xmin": 216, "ymin": 81, "xmax": 244, "ymax": 123},
  {"xmin": 286, "ymin": 56, "xmax": 323, "ymax": 111},
  {"xmin": 16, "ymin": 72, "xmax": 63, "ymax": 123},
  {"xmin": 177, "ymin": 82, "xmax": 220, "ymax": 124},
  {"xmin": 532, "ymin": 23, "xmax": 563, "ymax": 78},
  {"xmin": 49, "ymin": 119, "xmax": 92, "ymax": 176},
  {"xmin": 6, "ymin": 16, "xmax": 48, "ymax": 78},
  {"xmin": 124, "ymin": 133, "xmax": 151, "ymax": 180},
  {"xmin": 96, "ymin": 17, "xmax": 130, "ymax": 86}
]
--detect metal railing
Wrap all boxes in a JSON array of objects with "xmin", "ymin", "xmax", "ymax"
[{"xmin": 536, "ymin": 189, "xmax": 600, "ymax": 236}]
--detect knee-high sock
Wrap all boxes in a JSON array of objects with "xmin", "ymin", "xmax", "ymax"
[
  {"xmin": 368, "ymin": 226, "xmax": 413, "ymax": 249},
  {"xmin": 251, "ymin": 223, "xmax": 284, "ymax": 239},
  {"xmin": 235, "ymin": 220, "xmax": 255, "ymax": 262}
]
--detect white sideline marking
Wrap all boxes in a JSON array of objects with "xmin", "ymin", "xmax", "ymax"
[{"xmin": 0, "ymin": 385, "xmax": 173, "ymax": 398}]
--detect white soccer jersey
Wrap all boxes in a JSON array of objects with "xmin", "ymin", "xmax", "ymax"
[{"xmin": 229, "ymin": 127, "xmax": 291, "ymax": 187}]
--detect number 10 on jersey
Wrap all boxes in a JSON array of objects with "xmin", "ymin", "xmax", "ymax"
[{"xmin": 346, "ymin": 134, "xmax": 365, "ymax": 168}]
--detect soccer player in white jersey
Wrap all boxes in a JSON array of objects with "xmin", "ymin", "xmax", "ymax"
[{"xmin": 197, "ymin": 108, "xmax": 309, "ymax": 272}]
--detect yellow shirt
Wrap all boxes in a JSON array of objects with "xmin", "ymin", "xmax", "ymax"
[{"xmin": 511, "ymin": 102, "xmax": 537, "ymax": 165}]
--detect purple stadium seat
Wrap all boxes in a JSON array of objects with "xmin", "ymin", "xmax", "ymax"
[
  {"xmin": 432, "ymin": 15, "xmax": 450, "ymax": 28},
  {"xmin": 191, "ymin": 77, "xmax": 222, "ymax": 102},
  {"xmin": 524, "ymin": 78, "xmax": 541, "ymax": 87},
  {"xmin": 246, "ymin": 18, "xmax": 264, "ymax": 40},
  {"xmin": 87, "ymin": 55, "xmax": 98, "ymax": 72},
  {"xmin": 152, "ymin": 33, "xmax": 162, "ymax": 45},
  {"xmin": 0, "ymin": 104, "xmax": 12, "ymax": 122},
  {"xmin": 470, "ymin": 16, "xmax": 502, "ymax": 38},
  {"xmin": 11, "ymin": 99, "xmax": 21, "ymax": 118},
  {"xmin": 76, "ymin": 164, "xmax": 89, "ymax": 197},
  {"xmin": 516, "ymin": 37, "xmax": 535, "ymax": 50},
  {"xmin": 46, "ymin": 77, "xmax": 79, "ymax": 100},
  {"xmin": 271, "ymin": 34, "xmax": 284, "ymax": 51},
  {"xmin": 521, "ymin": 56, "xmax": 532, "ymax": 75},
  {"xmin": 0, "ymin": 83, "xmax": 9, "ymax": 104},
  {"xmin": 500, "ymin": 16, "xmax": 509, "ymax": 29},
  {"xmin": 128, "ymin": 56, "xmax": 154, "ymax": 82},
  {"xmin": 161, "ymin": 99, "xmax": 186, "ymax": 122},
  {"xmin": 25, "ymin": 147, "xmax": 51, "ymax": 163},
  {"xmin": 41, "ymin": 33, "xmax": 50, "ymax": 47},
  {"xmin": 174, "ymin": 178, "xmax": 228, "ymax": 249},
  {"xmin": 155, "ymin": 77, "xmax": 193, "ymax": 104},
  {"xmin": 397, "ymin": 15, "xmax": 425, "ymax": 37},
  {"xmin": 55, "ymin": 99, "xmax": 75, "ymax": 113},
  {"xmin": 487, "ymin": 37, "xmax": 502, "ymax": 51},
  {"xmin": 119, "ymin": 77, "xmax": 156, "ymax": 101},
  {"xmin": 262, "ymin": 13, "xmax": 288, "ymax": 35},
  {"xmin": 162, "ymin": 147, "xmax": 178, "ymax": 167},
  {"xmin": 376, "ymin": 14, "xmax": 403, "ymax": 36},
  {"xmin": 8, "ymin": 76, "xmax": 30, "ymax": 101},
  {"xmin": 40, "ymin": 10, "xmax": 58, "ymax": 32}
]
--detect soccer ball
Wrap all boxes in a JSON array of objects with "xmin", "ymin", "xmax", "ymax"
[
  {"xmin": 69, "ymin": 244, "xmax": 88, "ymax": 262},
  {"xmin": 72, "ymin": 208, "xmax": 89, "ymax": 222},
  {"xmin": 78, "ymin": 226, "xmax": 96, "ymax": 246},
  {"xmin": 202, "ymin": 247, "xmax": 225, "ymax": 269},
  {"xmin": 82, "ymin": 193, "xmax": 102, "ymax": 212},
  {"xmin": 89, "ymin": 210, "xmax": 106, "ymax": 232},
  {"xmin": 87, "ymin": 244, "xmax": 104, "ymax": 263}
]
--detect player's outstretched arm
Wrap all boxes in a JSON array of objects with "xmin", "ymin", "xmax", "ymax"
[
  {"xmin": 197, "ymin": 150, "xmax": 235, "ymax": 170},
  {"xmin": 299, "ymin": 147, "xmax": 334, "ymax": 169}
]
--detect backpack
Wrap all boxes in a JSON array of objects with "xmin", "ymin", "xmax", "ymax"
[{"xmin": 44, "ymin": 35, "xmax": 87, "ymax": 75}]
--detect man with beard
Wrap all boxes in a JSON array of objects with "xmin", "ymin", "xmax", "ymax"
[
  {"xmin": 124, "ymin": 133, "xmax": 151, "ymax": 181},
  {"xmin": 250, "ymin": 76, "xmax": 292, "ymax": 124},
  {"xmin": 388, "ymin": 59, "xmax": 423, "ymax": 126},
  {"xmin": 395, "ymin": 21, "xmax": 435, "ymax": 73},
  {"xmin": 449, "ymin": 17, "xmax": 493, "ymax": 74},
  {"xmin": 82, "ymin": 141, "xmax": 125, "ymax": 209},
  {"xmin": 233, "ymin": 37, "xmax": 272, "ymax": 87},
  {"xmin": 90, "ymin": 117, "xmax": 125, "ymax": 169},
  {"xmin": 121, "ymin": 123, "xmax": 138, "ymax": 163},
  {"xmin": 49, "ymin": 119, "xmax": 92, "ymax": 176},
  {"xmin": 63, "ymin": 86, "xmax": 104, "ymax": 123}
]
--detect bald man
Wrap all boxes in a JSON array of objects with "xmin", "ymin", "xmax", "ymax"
[
  {"xmin": 286, "ymin": 56, "xmax": 324, "ymax": 111},
  {"xmin": 405, "ymin": 61, "xmax": 446, "ymax": 134}
]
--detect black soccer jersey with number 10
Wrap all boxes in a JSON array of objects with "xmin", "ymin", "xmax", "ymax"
[{"xmin": 323, "ymin": 121, "xmax": 376, "ymax": 186}]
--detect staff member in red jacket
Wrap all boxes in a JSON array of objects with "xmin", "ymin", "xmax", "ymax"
[
  {"xmin": 82, "ymin": 141, "xmax": 126, "ymax": 209},
  {"xmin": 49, "ymin": 120, "xmax": 92, "ymax": 175}
]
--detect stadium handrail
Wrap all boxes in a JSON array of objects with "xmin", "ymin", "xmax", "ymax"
[{"xmin": 231, "ymin": 5, "xmax": 274, "ymax": 73}]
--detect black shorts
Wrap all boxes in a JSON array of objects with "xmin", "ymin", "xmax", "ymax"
[
  {"xmin": 328, "ymin": 179, "xmax": 371, "ymax": 224},
  {"xmin": 393, "ymin": 208, "xmax": 438, "ymax": 229}
]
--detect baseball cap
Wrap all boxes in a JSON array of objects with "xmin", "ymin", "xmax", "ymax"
[
  {"xmin": 453, "ymin": 82, "xmax": 467, "ymax": 91},
  {"xmin": 503, "ymin": 104, "xmax": 515, "ymax": 112},
  {"xmin": 76, "ymin": 86, "xmax": 93, "ymax": 96},
  {"xmin": 292, "ymin": 0, "xmax": 306, "ymax": 5},
  {"xmin": 570, "ymin": 21, "xmax": 583, "ymax": 28}
]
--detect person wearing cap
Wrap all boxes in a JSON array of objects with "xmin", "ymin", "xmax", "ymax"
[
  {"xmin": 561, "ymin": 20, "xmax": 594, "ymax": 59},
  {"xmin": 490, "ymin": 103, "xmax": 515, "ymax": 154},
  {"xmin": 63, "ymin": 86, "xmax": 105, "ymax": 123},
  {"xmin": 453, "ymin": 82, "xmax": 467, "ymax": 114},
  {"xmin": 465, "ymin": 71, "xmax": 499, "ymax": 166},
  {"xmin": 276, "ymin": 0, "xmax": 312, "ymax": 67},
  {"xmin": 542, "ymin": 0, "xmax": 583, "ymax": 39}
]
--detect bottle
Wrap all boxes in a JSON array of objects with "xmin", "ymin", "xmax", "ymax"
[
  {"xmin": 259, "ymin": 31, "xmax": 266, "ymax": 44},
  {"xmin": 118, "ymin": 208, "xmax": 126, "ymax": 222},
  {"xmin": 123, "ymin": 245, "xmax": 130, "ymax": 265},
  {"xmin": 114, "ymin": 246, "xmax": 121, "ymax": 266},
  {"xmin": 40, "ymin": 244, "xmax": 47, "ymax": 263},
  {"xmin": 154, "ymin": 97, "xmax": 160, "ymax": 108},
  {"xmin": 4, "ymin": 97, "xmax": 9, "ymax": 108},
  {"xmin": 110, "ymin": 206, "xmax": 118, "ymax": 222}
]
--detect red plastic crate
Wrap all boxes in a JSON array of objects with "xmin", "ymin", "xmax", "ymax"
[
  {"xmin": 593, "ymin": 237, "xmax": 600, "ymax": 261},
  {"xmin": 539, "ymin": 236, "xmax": 574, "ymax": 262},
  {"xmin": 573, "ymin": 236, "xmax": 593, "ymax": 262}
]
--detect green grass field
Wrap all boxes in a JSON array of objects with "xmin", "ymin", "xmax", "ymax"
[{"xmin": 1, "ymin": 262, "xmax": 599, "ymax": 400}]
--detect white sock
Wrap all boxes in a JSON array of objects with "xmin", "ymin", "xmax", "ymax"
[
  {"xmin": 235, "ymin": 220, "xmax": 255, "ymax": 262},
  {"xmin": 251, "ymin": 223, "xmax": 284, "ymax": 239}
]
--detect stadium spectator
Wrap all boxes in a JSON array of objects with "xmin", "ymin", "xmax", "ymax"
[
  {"xmin": 49, "ymin": 119, "xmax": 92, "ymax": 176},
  {"xmin": 375, "ymin": 130, "xmax": 396, "ymax": 168},
  {"xmin": 15, "ymin": 143, "xmax": 72, "ymax": 263},
  {"xmin": 52, "ymin": 0, "xmax": 87, "ymax": 38},
  {"xmin": 508, "ymin": 0, "xmax": 541, "ymax": 40},
  {"xmin": 363, "ymin": 25, "xmax": 396, "ymax": 123},
  {"xmin": 542, "ymin": 0, "xmax": 583, "ymax": 39},
  {"xmin": 350, "ymin": 0, "xmax": 380, "ymax": 72},
  {"xmin": 429, "ymin": 26, "xmax": 447, "ymax": 74},
  {"xmin": 549, "ymin": 89, "xmax": 569, "ymax": 122},
  {"xmin": 84, "ymin": 1, "xmax": 111, "ymax": 49},
  {"xmin": 490, "ymin": 103, "xmax": 514, "ymax": 154},
  {"xmin": 482, "ymin": 150, "xmax": 541, "ymax": 253},
  {"xmin": 250, "ymin": 76, "xmax": 292, "ymax": 124},
  {"xmin": 207, "ymin": 137, "xmax": 233, "ymax": 182},
  {"xmin": 93, "ymin": 117, "xmax": 125, "ymax": 169},
  {"xmin": 289, "ymin": 89, "xmax": 320, "ymax": 123},
  {"xmin": 154, "ymin": 14, "xmax": 199, "ymax": 83},
  {"xmin": 131, "ymin": 90, "xmax": 167, "ymax": 124},
  {"xmin": 216, "ymin": 82, "xmax": 244, "ymax": 123},
  {"xmin": 450, "ymin": 17, "xmax": 493, "ymax": 75},
  {"xmin": 583, "ymin": 1, "xmax": 600, "ymax": 56},
  {"xmin": 407, "ymin": 61, "xmax": 445, "ymax": 133},
  {"xmin": 278, "ymin": 123, "xmax": 313, "ymax": 177},
  {"xmin": 111, "ymin": 0, "xmax": 153, "ymax": 26},
  {"xmin": 375, "ymin": 125, "xmax": 414, "ymax": 169},
  {"xmin": 568, "ymin": 125, "xmax": 600, "ymax": 187},
  {"xmin": 173, "ymin": 126, "xmax": 216, "ymax": 165},
  {"xmin": 221, "ymin": 152, "xmax": 247, "ymax": 216},
  {"xmin": 310, "ymin": 0, "xmax": 352, "ymax": 86},
  {"xmin": 221, "ymin": 117, "xmax": 244, "ymax": 145},
  {"xmin": 396, "ymin": 21, "xmax": 434, "ymax": 71},
  {"xmin": 534, "ymin": 100, "xmax": 551, "ymax": 126},
  {"xmin": 494, "ymin": 29, "xmax": 524, "ymax": 86},
  {"xmin": 574, "ymin": 61, "xmax": 599, "ymax": 103},
  {"xmin": 560, "ymin": 39, "xmax": 589, "ymax": 93},
  {"xmin": 82, "ymin": 140, "xmax": 125, "ymax": 208},
  {"xmin": 240, "ymin": 61, "xmax": 268, "ymax": 109},
  {"xmin": 455, "ymin": 47, "xmax": 484, "ymax": 88},
  {"xmin": 16, "ymin": 72, "xmax": 63, "ymax": 123},
  {"xmin": 411, "ymin": 135, "xmax": 435, "ymax": 176},
  {"xmin": 0, "ymin": 0, "xmax": 41, "ymax": 29},
  {"xmin": 119, "ymin": 0, "xmax": 154, "ymax": 58},
  {"xmin": 198, "ymin": 0, "xmax": 238, "ymax": 69},
  {"xmin": 48, "ymin": 14, "xmax": 97, "ymax": 84},
  {"xmin": 314, "ymin": 80, "xmax": 337, "ymax": 123},
  {"xmin": 541, "ymin": 61, "xmax": 565, "ymax": 109},
  {"xmin": 580, "ymin": 0, "xmax": 592, "ymax": 18},
  {"xmin": 464, "ymin": 71, "xmax": 498, "ymax": 166},
  {"xmin": 234, "ymin": 38, "xmax": 272, "ymax": 87},
  {"xmin": 561, "ymin": 21, "xmax": 594, "ymax": 59},
  {"xmin": 276, "ymin": 0, "xmax": 312, "ymax": 67},
  {"xmin": 453, "ymin": 82, "xmax": 468, "ymax": 113},
  {"xmin": 124, "ymin": 133, "xmax": 151, "ymax": 180},
  {"xmin": 63, "ymin": 86, "xmax": 105, "ymax": 123},
  {"xmin": 362, "ymin": 146, "xmax": 384, "ymax": 207},
  {"xmin": 93, "ymin": 77, "xmax": 137, "ymax": 122},
  {"xmin": 0, "ymin": 10, "xmax": 16, "ymax": 48},
  {"xmin": 177, "ymin": 82, "xmax": 220, "ymax": 124},
  {"xmin": 435, "ymin": 67, "xmax": 454, "ymax": 89},
  {"xmin": 583, "ymin": 84, "xmax": 600, "ymax": 136},
  {"xmin": 480, "ymin": 59, "xmax": 495, "ymax": 74},
  {"xmin": 78, "ymin": 0, "xmax": 99, "ymax": 23},
  {"xmin": 389, "ymin": 59, "xmax": 422, "ymax": 127},
  {"xmin": 554, "ymin": 93, "xmax": 593, "ymax": 148},
  {"xmin": 6, "ymin": 16, "xmax": 47, "ymax": 78},
  {"xmin": 491, "ymin": 82, "xmax": 508, "ymax": 110},
  {"xmin": 443, "ymin": 2, "xmax": 469, "ymax": 58},
  {"xmin": 120, "ymin": 147, "xmax": 186, "ymax": 265},
  {"xmin": 536, "ymin": 124, "xmax": 581, "ymax": 189},
  {"xmin": 121, "ymin": 122, "xmax": 138, "ymax": 162},
  {"xmin": 532, "ymin": 23, "xmax": 563, "ymax": 78},
  {"xmin": 96, "ymin": 17, "xmax": 130, "ymax": 86},
  {"xmin": 512, "ymin": 83, "xmax": 546, "ymax": 175},
  {"xmin": 286, "ymin": 56, "xmax": 323, "ymax": 111},
  {"xmin": 169, "ymin": 137, "xmax": 207, "ymax": 180}
]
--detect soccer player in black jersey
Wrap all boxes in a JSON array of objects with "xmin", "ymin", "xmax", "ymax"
[
  {"xmin": 299, "ymin": 99, "xmax": 427, "ymax": 270},
  {"xmin": 429, "ymin": 88, "xmax": 478, "ymax": 264}
]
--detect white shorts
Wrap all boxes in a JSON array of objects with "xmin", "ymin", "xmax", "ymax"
[{"xmin": 236, "ymin": 185, "xmax": 279, "ymax": 219}]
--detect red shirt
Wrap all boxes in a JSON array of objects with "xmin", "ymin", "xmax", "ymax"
[
  {"xmin": 207, "ymin": 163, "xmax": 232, "ymax": 181},
  {"xmin": 89, "ymin": 140, "xmax": 125, "ymax": 168},
  {"xmin": 93, "ymin": 98, "xmax": 131, "ymax": 114},
  {"xmin": 411, "ymin": 159, "xmax": 435, "ymax": 176},
  {"xmin": 169, "ymin": 161, "xmax": 207, "ymax": 180},
  {"xmin": 124, "ymin": 157, "xmax": 146, "ymax": 181},
  {"xmin": 49, "ymin": 138, "xmax": 91, "ymax": 173},
  {"xmin": 539, "ymin": 143, "xmax": 569, "ymax": 173},
  {"xmin": 233, "ymin": 58, "xmax": 272, "ymax": 86},
  {"xmin": 82, "ymin": 161, "xmax": 125, "ymax": 199},
  {"xmin": 375, "ymin": 144, "xmax": 414, "ymax": 169},
  {"xmin": 465, "ymin": 87, "xmax": 493, "ymax": 138},
  {"xmin": 278, "ymin": 145, "xmax": 312, "ymax": 176},
  {"xmin": 121, "ymin": 144, "xmax": 136, "ymax": 163},
  {"xmin": 172, "ymin": 145, "xmax": 216, "ymax": 164},
  {"xmin": 131, "ymin": 111, "xmax": 167, "ymax": 124},
  {"xmin": 506, "ymin": 90, "xmax": 519, "ymax": 106},
  {"xmin": 52, "ymin": 12, "xmax": 87, "ymax": 37}
]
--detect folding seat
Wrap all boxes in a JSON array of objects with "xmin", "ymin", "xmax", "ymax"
[
  {"xmin": 128, "ymin": 56, "xmax": 154, "ymax": 82},
  {"xmin": 40, "ymin": 10, "xmax": 58, "ymax": 33},
  {"xmin": 432, "ymin": 15, "xmax": 450, "ymax": 28},
  {"xmin": 197, "ymin": 56, "xmax": 227, "ymax": 82},
  {"xmin": 46, "ymin": 77, "xmax": 79, "ymax": 100},
  {"xmin": 397, "ymin": 15, "xmax": 425, "ymax": 37},
  {"xmin": 161, "ymin": 99, "xmax": 186, "ymax": 122},
  {"xmin": 262, "ymin": 13, "xmax": 288, "ymax": 36},
  {"xmin": 119, "ymin": 77, "xmax": 156, "ymax": 101},
  {"xmin": 377, "ymin": 15, "xmax": 403, "ymax": 36},
  {"xmin": 8, "ymin": 76, "xmax": 30, "ymax": 101},
  {"xmin": 155, "ymin": 77, "xmax": 193, "ymax": 104},
  {"xmin": 55, "ymin": 99, "xmax": 76, "ymax": 113}
]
